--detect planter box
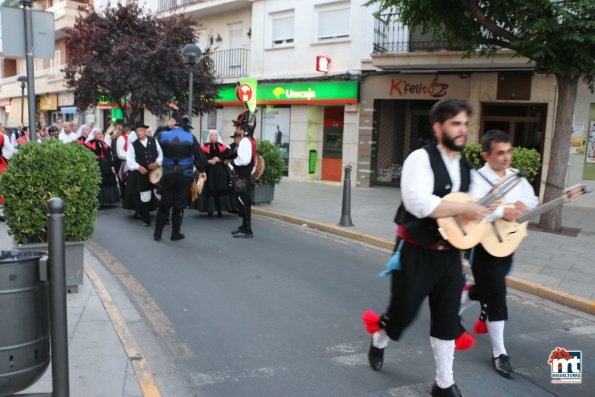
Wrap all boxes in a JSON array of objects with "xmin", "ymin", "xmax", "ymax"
[
  {"xmin": 250, "ymin": 183, "xmax": 275, "ymax": 205},
  {"xmin": 14, "ymin": 241, "xmax": 84, "ymax": 293}
]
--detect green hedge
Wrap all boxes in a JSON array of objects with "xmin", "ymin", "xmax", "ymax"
[
  {"xmin": 256, "ymin": 140, "xmax": 284, "ymax": 186},
  {"xmin": 463, "ymin": 144, "xmax": 541, "ymax": 182},
  {"xmin": 0, "ymin": 140, "xmax": 100, "ymax": 243}
]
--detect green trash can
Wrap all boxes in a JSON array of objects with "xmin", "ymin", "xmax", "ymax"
[
  {"xmin": 309, "ymin": 150, "xmax": 317, "ymax": 174},
  {"xmin": 0, "ymin": 250, "xmax": 50, "ymax": 396}
]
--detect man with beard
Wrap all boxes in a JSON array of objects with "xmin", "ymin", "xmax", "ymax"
[{"xmin": 361, "ymin": 98, "xmax": 496, "ymax": 397}]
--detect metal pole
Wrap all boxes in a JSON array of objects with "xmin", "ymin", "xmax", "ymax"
[
  {"xmin": 21, "ymin": 0, "xmax": 37, "ymax": 142},
  {"xmin": 47, "ymin": 198, "xmax": 70, "ymax": 397},
  {"xmin": 338, "ymin": 165, "xmax": 354, "ymax": 227},
  {"xmin": 187, "ymin": 68, "xmax": 194, "ymax": 126},
  {"xmin": 20, "ymin": 84, "xmax": 25, "ymax": 125}
]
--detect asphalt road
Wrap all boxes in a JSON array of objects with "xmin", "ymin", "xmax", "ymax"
[{"xmin": 92, "ymin": 206, "xmax": 595, "ymax": 397}]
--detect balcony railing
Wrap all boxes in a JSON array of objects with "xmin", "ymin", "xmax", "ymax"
[
  {"xmin": 208, "ymin": 48, "xmax": 249, "ymax": 79},
  {"xmin": 158, "ymin": 0, "xmax": 210, "ymax": 13},
  {"xmin": 373, "ymin": 14, "xmax": 457, "ymax": 53}
]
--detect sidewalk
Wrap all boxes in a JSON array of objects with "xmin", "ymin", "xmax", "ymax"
[
  {"xmin": 254, "ymin": 179, "xmax": 595, "ymax": 313},
  {"xmin": 0, "ymin": 221, "xmax": 143, "ymax": 397}
]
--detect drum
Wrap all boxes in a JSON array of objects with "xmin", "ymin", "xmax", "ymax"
[
  {"xmin": 148, "ymin": 166, "xmax": 163, "ymax": 185},
  {"xmin": 251, "ymin": 154, "xmax": 265, "ymax": 181}
]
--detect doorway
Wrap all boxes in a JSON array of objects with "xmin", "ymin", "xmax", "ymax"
[{"xmin": 321, "ymin": 107, "xmax": 344, "ymax": 182}]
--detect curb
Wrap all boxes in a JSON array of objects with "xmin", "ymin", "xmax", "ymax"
[{"xmin": 253, "ymin": 207, "xmax": 595, "ymax": 316}]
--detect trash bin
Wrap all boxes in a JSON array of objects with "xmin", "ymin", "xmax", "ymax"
[
  {"xmin": 0, "ymin": 251, "xmax": 50, "ymax": 397},
  {"xmin": 309, "ymin": 150, "xmax": 317, "ymax": 174}
]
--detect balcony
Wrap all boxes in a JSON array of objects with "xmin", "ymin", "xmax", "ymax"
[
  {"xmin": 208, "ymin": 48, "xmax": 249, "ymax": 79},
  {"xmin": 47, "ymin": 0, "xmax": 88, "ymax": 37},
  {"xmin": 372, "ymin": 13, "xmax": 533, "ymax": 72}
]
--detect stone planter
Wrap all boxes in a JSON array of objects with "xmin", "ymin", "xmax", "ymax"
[
  {"xmin": 250, "ymin": 183, "xmax": 275, "ymax": 205},
  {"xmin": 14, "ymin": 241, "xmax": 85, "ymax": 293}
]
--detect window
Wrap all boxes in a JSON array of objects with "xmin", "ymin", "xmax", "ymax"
[
  {"xmin": 270, "ymin": 11, "xmax": 294, "ymax": 47},
  {"xmin": 316, "ymin": 2, "xmax": 350, "ymax": 41}
]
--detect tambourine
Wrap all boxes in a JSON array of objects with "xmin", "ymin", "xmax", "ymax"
[
  {"xmin": 251, "ymin": 154, "xmax": 265, "ymax": 181},
  {"xmin": 148, "ymin": 166, "xmax": 163, "ymax": 185},
  {"xmin": 191, "ymin": 174, "xmax": 206, "ymax": 202}
]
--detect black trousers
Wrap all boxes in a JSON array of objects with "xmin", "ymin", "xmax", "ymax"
[
  {"xmin": 470, "ymin": 245, "xmax": 512, "ymax": 322},
  {"xmin": 154, "ymin": 172, "xmax": 192, "ymax": 237},
  {"xmin": 236, "ymin": 177, "xmax": 252, "ymax": 232},
  {"xmin": 384, "ymin": 241, "xmax": 464, "ymax": 341}
]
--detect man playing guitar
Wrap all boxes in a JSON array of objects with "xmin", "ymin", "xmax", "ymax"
[{"xmin": 461, "ymin": 129, "xmax": 538, "ymax": 379}]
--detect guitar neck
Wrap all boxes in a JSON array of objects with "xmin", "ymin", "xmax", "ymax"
[
  {"xmin": 517, "ymin": 196, "xmax": 566, "ymax": 223},
  {"xmin": 477, "ymin": 191, "xmax": 498, "ymax": 206}
]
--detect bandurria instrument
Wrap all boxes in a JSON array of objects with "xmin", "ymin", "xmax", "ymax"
[
  {"xmin": 436, "ymin": 173, "xmax": 523, "ymax": 249},
  {"xmin": 148, "ymin": 166, "xmax": 163, "ymax": 185},
  {"xmin": 481, "ymin": 183, "xmax": 591, "ymax": 257}
]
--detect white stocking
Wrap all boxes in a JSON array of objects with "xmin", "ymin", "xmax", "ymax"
[
  {"xmin": 486, "ymin": 320, "xmax": 506, "ymax": 357},
  {"xmin": 430, "ymin": 337, "xmax": 455, "ymax": 389},
  {"xmin": 372, "ymin": 330, "xmax": 389, "ymax": 349}
]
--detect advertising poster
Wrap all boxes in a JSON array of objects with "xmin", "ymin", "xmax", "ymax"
[
  {"xmin": 587, "ymin": 121, "xmax": 595, "ymax": 163},
  {"xmin": 261, "ymin": 107, "xmax": 290, "ymax": 174},
  {"xmin": 570, "ymin": 122, "xmax": 585, "ymax": 156}
]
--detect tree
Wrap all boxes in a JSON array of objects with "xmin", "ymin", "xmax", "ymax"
[
  {"xmin": 366, "ymin": 0, "xmax": 595, "ymax": 232},
  {"xmin": 64, "ymin": 1, "xmax": 218, "ymax": 123}
]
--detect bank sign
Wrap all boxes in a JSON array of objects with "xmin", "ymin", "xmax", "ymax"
[{"xmin": 215, "ymin": 81, "xmax": 358, "ymax": 105}]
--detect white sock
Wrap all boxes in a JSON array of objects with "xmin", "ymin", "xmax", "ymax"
[
  {"xmin": 430, "ymin": 336, "xmax": 455, "ymax": 389},
  {"xmin": 372, "ymin": 330, "xmax": 389, "ymax": 349},
  {"xmin": 458, "ymin": 289, "xmax": 476, "ymax": 315},
  {"xmin": 486, "ymin": 320, "xmax": 507, "ymax": 357}
]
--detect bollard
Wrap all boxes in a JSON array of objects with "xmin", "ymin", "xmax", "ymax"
[
  {"xmin": 47, "ymin": 198, "xmax": 70, "ymax": 397},
  {"xmin": 338, "ymin": 165, "xmax": 354, "ymax": 227}
]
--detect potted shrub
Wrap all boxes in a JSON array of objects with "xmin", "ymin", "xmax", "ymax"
[
  {"xmin": 463, "ymin": 143, "xmax": 541, "ymax": 183},
  {"xmin": 250, "ymin": 140, "xmax": 284, "ymax": 205},
  {"xmin": 0, "ymin": 140, "xmax": 100, "ymax": 291}
]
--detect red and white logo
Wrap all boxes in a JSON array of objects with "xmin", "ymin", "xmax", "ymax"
[{"xmin": 235, "ymin": 84, "xmax": 253, "ymax": 103}]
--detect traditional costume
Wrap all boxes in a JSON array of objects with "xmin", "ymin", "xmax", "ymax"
[
  {"xmin": 153, "ymin": 119, "xmax": 206, "ymax": 241},
  {"xmin": 196, "ymin": 131, "xmax": 232, "ymax": 216},
  {"xmin": 0, "ymin": 134, "xmax": 15, "ymax": 214},
  {"xmin": 124, "ymin": 123, "xmax": 162, "ymax": 226},
  {"xmin": 85, "ymin": 129, "xmax": 120, "ymax": 206},
  {"xmin": 460, "ymin": 134, "xmax": 538, "ymax": 378},
  {"xmin": 231, "ymin": 110, "xmax": 256, "ymax": 238}
]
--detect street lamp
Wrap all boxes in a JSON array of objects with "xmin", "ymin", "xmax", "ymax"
[
  {"xmin": 17, "ymin": 75, "xmax": 27, "ymax": 125},
  {"xmin": 181, "ymin": 43, "xmax": 203, "ymax": 126}
]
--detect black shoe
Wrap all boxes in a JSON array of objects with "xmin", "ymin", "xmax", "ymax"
[
  {"xmin": 492, "ymin": 354, "xmax": 515, "ymax": 378},
  {"xmin": 171, "ymin": 232, "xmax": 185, "ymax": 241},
  {"xmin": 367, "ymin": 340, "xmax": 384, "ymax": 371},
  {"xmin": 153, "ymin": 233, "xmax": 161, "ymax": 241},
  {"xmin": 431, "ymin": 382, "xmax": 463, "ymax": 397},
  {"xmin": 133, "ymin": 213, "xmax": 143, "ymax": 220},
  {"xmin": 164, "ymin": 219, "xmax": 170, "ymax": 226},
  {"xmin": 208, "ymin": 212, "xmax": 213, "ymax": 217},
  {"xmin": 233, "ymin": 231, "xmax": 253, "ymax": 238},
  {"xmin": 142, "ymin": 222, "xmax": 151, "ymax": 227},
  {"xmin": 231, "ymin": 227, "xmax": 245, "ymax": 235},
  {"xmin": 217, "ymin": 211, "xmax": 223, "ymax": 217}
]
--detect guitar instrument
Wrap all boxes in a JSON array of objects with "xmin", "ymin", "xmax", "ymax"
[
  {"xmin": 436, "ymin": 173, "xmax": 523, "ymax": 249},
  {"xmin": 481, "ymin": 184, "xmax": 591, "ymax": 257}
]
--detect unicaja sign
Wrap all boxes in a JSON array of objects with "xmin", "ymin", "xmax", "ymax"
[
  {"xmin": 274, "ymin": 87, "xmax": 317, "ymax": 100},
  {"xmin": 548, "ymin": 347, "xmax": 582, "ymax": 384}
]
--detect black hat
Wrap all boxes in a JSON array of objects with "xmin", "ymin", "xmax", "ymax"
[
  {"xmin": 230, "ymin": 131, "xmax": 243, "ymax": 138},
  {"xmin": 134, "ymin": 122, "xmax": 150, "ymax": 130},
  {"xmin": 232, "ymin": 110, "xmax": 250, "ymax": 127}
]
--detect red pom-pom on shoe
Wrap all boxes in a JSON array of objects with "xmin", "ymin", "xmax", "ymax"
[
  {"xmin": 454, "ymin": 331, "xmax": 476, "ymax": 350},
  {"xmin": 472, "ymin": 319, "xmax": 488, "ymax": 334},
  {"xmin": 361, "ymin": 310, "xmax": 381, "ymax": 334},
  {"xmin": 463, "ymin": 284, "xmax": 473, "ymax": 292}
]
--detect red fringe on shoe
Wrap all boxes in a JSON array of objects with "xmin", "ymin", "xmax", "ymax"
[
  {"xmin": 454, "ymin": 332, "xmax": 476, "ymax": 350},
  {"xmin": 361, "ymin": 310, "xmax": 381, "ymax": 334},
  {"xmin": 472, "ymin": 319, "xmax": 488, "ymax": 334},
  {"xmin": 463, "ymin": 284, "xmax": 472, "ymax": 292}
]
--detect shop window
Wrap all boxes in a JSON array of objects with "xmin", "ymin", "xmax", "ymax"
[{"xmin": 316, "ymin": 2, "xmax": 350, "ymax": 41}]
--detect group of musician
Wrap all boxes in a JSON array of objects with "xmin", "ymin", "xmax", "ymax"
[{"xmin": 362, "ymin": 98, "xmax": 538, "ymax": 397}]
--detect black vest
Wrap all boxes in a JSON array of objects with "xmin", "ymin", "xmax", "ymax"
[
  {"xmin": 395, "ymin": 143, "xmax": 471, "ymax": 248},
  {"xmin": 132, "ymin": 137, "xmax": 158, "ymax": 168}
]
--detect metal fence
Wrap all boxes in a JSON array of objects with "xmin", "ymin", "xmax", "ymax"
[
  {"xmin": 208, "ymin": 48, "xmax": 249, "ymax": 79},
  {"xmin": 158, "ymin": 0, "xmax": 208, "ymax": 12},
  {"xmin": 373, "ymin": 14, "xmax": 454, "ymax": 53}
]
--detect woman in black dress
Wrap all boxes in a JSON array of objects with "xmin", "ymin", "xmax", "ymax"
[
  {"xmin": 197, "ymin": 129, "xmax": 231, "ymax": 216},
  {"xmin": 85, "ymin": 128, "xmax": 120, "ymax": 206}
]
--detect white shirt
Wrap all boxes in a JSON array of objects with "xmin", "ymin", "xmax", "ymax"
[
  {"xmin": 116, "ymin": 134, "xmax": 129, "ymax": 160},
  {"xmin": 400, "ymin": 144, "xmax": 462, "ymax": 219},
  {"xmin": 2, "ymin": 137, "xmax": 15, "ymax": 160},
  {"xmin": 233, "ymin": 137, "xmax": 253, "ymax": 167},
  {"xmin": 469, "ymin": 165, "xmax": 539, "ymax": 221},
  {"xmin": 58, "ymin": 131, "xmax": 78, "ymax": 144},
  {"xmin": 126, "ymin": 138, "xmax": 162, "ymax": 171}
]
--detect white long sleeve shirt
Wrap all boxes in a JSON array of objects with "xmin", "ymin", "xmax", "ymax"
[
  {"xmin": 468, "ymin": 165, "xmax": 539, "ymax": 221},
  {"xmin": 2, "ymin": 138, "xmax": 15, "ymax": 160},
  {"xmin": 400, "ymin": 144, "xmax": 462, "ymax": 219},
  {"xmin": 126, "ymin": 138, "xmax": 162, "ymax": 171},
  {"xmin": 233, "ymin": 137, "xmax": 253, "ymax": 169},
  {"xmin": 116, "ymin": 134, "xmax": 129, "ymax": 160}
]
